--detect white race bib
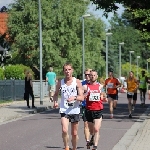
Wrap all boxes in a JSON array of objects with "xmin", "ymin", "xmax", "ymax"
[
  {"xmin": 107, "ymin": 83, "xmax": 114, "ymax": 88},
  {"xmin": 127, "ymin": 92, "xmax": 134, "ymax": 95},
  {"xmin": 89, "ymin": 93, "xmax": 100, "ymax": 101},
  {"xmin": 64, "ymin": 100, "xmax": 75, "ymax": 108}
]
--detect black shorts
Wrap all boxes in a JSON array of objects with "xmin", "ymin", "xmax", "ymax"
[
  {"xmin": 139, "ymin": 88, "xmax": 147, "ymax": 93},
  {"xmin": 107, "ymin": 94, "xmax": 117, "ymax": 100},
  {"xmin": 127, "ymin": 93, "xmax": 137, "ymax": 101},
  {"xmin": 60, "ymin": 113, "xmax": 80, "ymax": 123},
  {"xmin": 85, "ymin": 110, "xmax": 103, "ymax": 123},
  {"xmin": 81, "ymin": 106, "xmax": 87, "ymax": 122}
]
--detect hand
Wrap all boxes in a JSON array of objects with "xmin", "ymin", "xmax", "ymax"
[
  {"xmin": 103, "ymin": 97, "xmax": 108, "ymax": 103},
  {"xmin": 67, "ymin": 96, "xmax": 75, "ymax": 102}
]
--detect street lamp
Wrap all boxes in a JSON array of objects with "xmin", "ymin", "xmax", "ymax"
[
  {"xmin": 82, "ymin": 14, "xmax": 91, "ymax": 80},
  {"xmin": 147, "ymin": 58, "xmax": 150, "ymax": 72},
  {"xmin": 119, "ymin": 42, "xmax": 124, "ymax": 79},
  {"xmin": 129, "ymin": 51, "xmax": 134, "ymax": 72},
  {"xmin": 137, "ymin": 56, "xmax": 140, "ymax": 78},
  {"xmin": 106, "ymin": 32, "xmax": 112, "ymax": 79},
  {"xmin": 38, "ymin": 0, "xmax": 43, "ymax": 105}
]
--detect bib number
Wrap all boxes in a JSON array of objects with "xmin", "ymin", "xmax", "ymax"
[
  {"xmin": 64, "ymin": 100, "xmax": 75, "ymax": 108},
  {"xmin": 127, "ymin": 92, "xmax": 134, "ymax": 95},
  {"xmin": 89, "ymin": 93, "xmax": 100, "ymax": 101},
  {"xmin": 107, "ymin": 83, "xmax": 114, "ymax": 88}
]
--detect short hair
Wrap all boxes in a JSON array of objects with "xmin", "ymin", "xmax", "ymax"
[
  {"xmin": 63, "ymin": 62, "xmax": 73, "ymax": 70},
  {"xmin": 84, "ymin": 68, "xmax": 92, "ymax": 74},
  {"xmin": 49, "ymin": 67, "xmax": 53, "ymax": 71}
]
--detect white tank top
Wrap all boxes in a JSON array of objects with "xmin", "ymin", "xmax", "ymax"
[{"xmin": 59, "ymin": 77, "xmax": 80, "ymax": 114}]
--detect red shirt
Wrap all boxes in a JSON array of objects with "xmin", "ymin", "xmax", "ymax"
[{"xmin": 86, "ymin": 84, "xmax": 103, "ymax": 111}]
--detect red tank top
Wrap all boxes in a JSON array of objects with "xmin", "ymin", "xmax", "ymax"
[{"xmin": 86, "ymin": 84, "xmax": 103, "ymax": 110}]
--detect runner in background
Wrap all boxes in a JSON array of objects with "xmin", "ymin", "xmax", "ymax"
[
  {"xmin": 104, "ymin": 70, "xmax": 121, "ymax": 119},
  {"xmin": 139, "ymin": 70, "xmax": 149, "ymax": 107},
  {"xmin": 126, "ymin": 71, "xmax": 138, "ymax": 118}
]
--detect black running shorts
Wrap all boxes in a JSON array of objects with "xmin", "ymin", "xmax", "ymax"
[
  {"xmin": 85, "ymin": 109, "xmax": 103, "ymax": 123},
  {"xmin": 60, "ymin": 113, "xmax": 80, "ymax": 123}
]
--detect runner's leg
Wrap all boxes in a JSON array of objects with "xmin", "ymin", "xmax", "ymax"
[
  {"xmin": 108, "ymin": 97, "xmax": 114, "ymax": 118},
  {"xmin": 93, "ymin": 117, "xmax": 102, "ymax": 149},
  {"xmin": 71, "ymin": 122, "xmax": 79, "ymax": 150},
  {"xmin": 61, "ymin": 115, "xmax": 69, "ymax": 149}
]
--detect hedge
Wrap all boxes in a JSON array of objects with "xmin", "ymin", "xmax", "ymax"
[{"xmin": 4, "ymin": 64, "xmax": 34, "ymax": 80}]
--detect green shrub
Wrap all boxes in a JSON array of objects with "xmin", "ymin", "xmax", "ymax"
[
  {"xmin": 4, "ymin": 64, "xmax": 34, "ymax": 80},
  {"xmin": 0, "ymin": 68, "xmax": 4, "ymax": 80}
]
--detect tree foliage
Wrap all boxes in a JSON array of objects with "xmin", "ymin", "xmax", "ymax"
[
  {"xmin": 90, "ymin": 1, "xmax": 150, "ymax": 46},
  {"xmin": 7, "ymin": 0, "xmax": 105, "ymax": 77},
  {"xmin": 105, "ymin": 12, "xmax": 150, "ymax": 76},
  {"xmin": 90, "ymin": 0, "xmax": 150, "ymax": 14}
]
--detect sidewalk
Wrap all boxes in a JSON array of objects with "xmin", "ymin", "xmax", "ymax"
[
  {"xmin": 113, "ymin": 106, "xmax": 150, "ymax": 150},
  {"xmin": 0, "ymin": 97, "xmax": 58, "ymax": 124}
]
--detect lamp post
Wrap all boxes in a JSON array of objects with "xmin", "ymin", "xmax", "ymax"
[
  {"xmin": 129, "ymin": 51, "xmax": 134, "ymax": 72},
  {"xmin": 38, "ymin": 0, "xmax": 43, "ymax": 105},
  {"xmin": 137, "ymin": 56, "xmax": 140, "ymax": 79},
  {"xmin": 82, "ymin": 14, "xmax": 91, "ymax": 80},
  {"xmin": 119, "ymin": 42, "xmax": 124, "ymax": 79},
  {"xmin": 106, "ymin": 32, "xmax": 112, "ymax": 79},
  {"xmin": 147, "ymin": 59, "xmax": 150, "ymax": 72}
]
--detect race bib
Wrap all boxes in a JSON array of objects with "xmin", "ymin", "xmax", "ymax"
[
  {"xmin": 140, "ymin": 81, "xmax": 144, "ymax": 84},
  {"xmin": 107, "ymin": 83, "xmax": 114, "ymax": 88},
  {"xmin": 89, "ymin": 93, "xmax": 100, "ymax": 101},
  {"xmin": 127, "ymin": 92, "xmax": 134, "ymax": 95},
  {"xmin": 64, "ymin": 100, "xmax": 75, "ymax": 108}
]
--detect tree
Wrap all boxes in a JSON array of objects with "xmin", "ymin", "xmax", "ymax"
[
  {"xmin": 107, "ymin": 13, "xmax": 147, "ymax": 76},
  {"xmin": 90, "ymin": 0, "xmax": 150, "ymax": 14},
  {"xmin": 90, "ymin": 1, "xmax": 150, "ymax": 46},
  {"xmin": 7, "ymin": 0, "xmax": 105, "ymax": 77}
]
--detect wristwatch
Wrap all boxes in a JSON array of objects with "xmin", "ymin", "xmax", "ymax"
[{"xmin": 74, "ymin": 96, "xmax": 77, "ymax": 100}]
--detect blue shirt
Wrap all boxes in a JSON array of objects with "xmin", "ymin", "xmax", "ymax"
[
  {"xmin": 82, "ymin": 80, "xmax": 88, "ymax": 107},
  {"xmin": 46, "ymin": 72, "xmax": 56, "ymax": 85}
]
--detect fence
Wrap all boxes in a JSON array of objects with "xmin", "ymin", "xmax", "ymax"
[{"xmin": 0, "ymin": 80, "xmax": 49, "ymax": 101}]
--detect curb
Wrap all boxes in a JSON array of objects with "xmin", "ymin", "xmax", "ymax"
[{"xmin": 29, "ymin": 106, "xmax": 53, "ymax": 114}]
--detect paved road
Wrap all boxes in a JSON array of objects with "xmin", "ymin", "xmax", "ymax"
[{"xmin": 0, "ymin": 93, "xmax": 150, "ymax": 150}]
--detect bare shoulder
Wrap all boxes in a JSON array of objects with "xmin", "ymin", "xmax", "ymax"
[{"xmin": 76, "ymin": 79, "xmax": 82, "ymax": 87}]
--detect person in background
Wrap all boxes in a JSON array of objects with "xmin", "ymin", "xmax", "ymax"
[
  {"xmin": 104, "ymin": 70, "xmax": 121, "ymax": 119},
  {"xmin": 24, "ymin": 70, "xmax": 35, "ymax": 108},
  {"xmin": 139, "ymin": 70, "xmax": 148, "ymax": 106},
  {"xmin": 126, "ymin": 71, "xmax": 138, "ymax": 118},
  {"xmin": 46, "ymin": 67, "xmax": 57, "ymax": 107}
]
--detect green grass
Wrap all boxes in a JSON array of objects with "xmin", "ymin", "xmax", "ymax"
[{"xmin": 0, "ymin": 100, "xmax": 13, "ymax": 104}]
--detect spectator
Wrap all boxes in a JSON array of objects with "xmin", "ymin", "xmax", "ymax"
[
  {"xmin": 24, "ymin": 70, "xmax": 35, "ymax": 108},
  {"xmin": 46, "ymin": 67, "xmax": 57, "ymax": 105}
]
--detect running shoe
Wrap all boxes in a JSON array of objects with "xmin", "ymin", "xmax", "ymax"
[{"xmin": 129, "ymin": 114, "xmax": 132, "ymax": 118}]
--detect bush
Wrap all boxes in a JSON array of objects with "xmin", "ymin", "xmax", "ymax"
[
  {"xmin": 4, "ymin": 64, "xmax": 34, "ymax": 79},
  {"xmin": 0, "ymin": 68, "xmax": 4, "ymax": 80}
]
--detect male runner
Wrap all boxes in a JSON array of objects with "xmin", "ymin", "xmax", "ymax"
[
  {"xmin": 139, "ymin": 70, "xmax": 148, "ymax": 106},
  {"xmin": 81, "ymin": 68, "xmax": 94, "ymax": 148},
  {"xmin": 104, "ymin": 70, "xmax": 121, "ymax": 119},
  {"xmin": 83, "ymin": 70, "xmax": 108, "ymax": 150},
  {"xmin": 53, "ymin": 62, "xmax": 84, "ymax": 150},
  {"xmin": 126, "ymin": 71, "xmax": 138, "ymax": 118}
]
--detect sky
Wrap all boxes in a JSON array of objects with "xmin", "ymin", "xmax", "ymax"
[{"xmin": 0, "ymin": 0, "xmax": 124, "ymax": 26}]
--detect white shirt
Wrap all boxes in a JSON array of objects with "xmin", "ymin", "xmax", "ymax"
[{"xmin": 59, "ymin": 77, "xmax": 80, "ymax": 114}]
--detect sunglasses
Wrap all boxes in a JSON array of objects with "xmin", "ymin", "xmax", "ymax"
[{"xmin": 85, "ymin": 74, "xmax": 90, "ymax": 76}]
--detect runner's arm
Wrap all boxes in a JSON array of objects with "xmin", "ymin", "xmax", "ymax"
[
  {"xmin": 53, "ymin": 80, "xmax": 61, "ymax": 102},
  {"xmin": 75, "ymin": 79, "xmax": 84, "ymax": 101},
  {"xmin": 82, "ymin": 84, "xmax": 88, "ymax": 99}
]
